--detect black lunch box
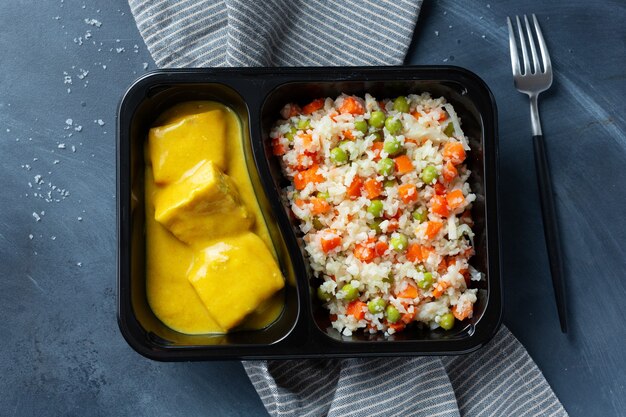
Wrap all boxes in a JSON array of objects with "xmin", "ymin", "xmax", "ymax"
[{"xmin": 117, "ymin": 66, "xmax": 501, "ymax": 360}]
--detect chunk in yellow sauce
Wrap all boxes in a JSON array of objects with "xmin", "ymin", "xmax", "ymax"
[{"xmin": 145, "ymin": 101, "xmax": 284, "ymax": 334}]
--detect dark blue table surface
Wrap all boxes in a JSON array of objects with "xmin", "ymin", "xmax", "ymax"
[{"xmin": 1, "ymin": 0, "xmax": 624, "ymax": 416}]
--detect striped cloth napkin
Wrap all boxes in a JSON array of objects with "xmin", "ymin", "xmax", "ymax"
[{"xmin": 128, "ymin": 1, "xmax": 568, "ymax": 416}]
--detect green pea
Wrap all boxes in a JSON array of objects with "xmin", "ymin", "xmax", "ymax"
[
  {"xmin": 420, "ymin": 165, "xmax": 438, "ymax": 184},
  {"xmin": 384, "ymin": 179, "xmax": 397, "ymax": 188},
  {"xmin": 417, "ymin": 272, "xmax": 433, "ymax": 290},
  {"xmin": 284, "ymin": 126, "xmax": 297, "ymax": 141},
  {"xmin": 330, "ymin": 147, "xmax": 348, "ymax": 164},
  {"xmin": 368, "ymin": 298, "xmax": 387, "ymax": 314},
  {"xmin": 439, "ymin": 312, "xmax": 455, "ymax": 330},
  {"xmin": 385, "ymin": 305, "xmax": 401, "ymax": 323},
  {"xmin": 369, "ymin": 219, "xmax": 382, "ymax": 234},
  {"xmin": 369, "ymin": 110, "xmax": 386, "ymax": 128},
  {"xmin": 443, "ymin": 122, "xmax": 455, "ymax": 137},
  {"xmin": 316, "ymin": 191, "xmax": 330, "ymax": 200},
  {"xmin": 377, "ymin": 158, "xmax": 395, "ymax": 176},
  {"xmin": 383, "ymin": 139, "xmax": 402, "ymax": 156},
  {"xmin": 385, "ymin": 116, "xmax": 403, "ymax": 135},
  {"xmin": 341, "ymin": 283, "xmax": 359, "ymax": 301},
  {"xmin": 370, "ymin": 131, "xmax": 383, "ymax": 142},
  {"xmin": 390, "ymin": 234, "xmax": 408, "ymax": 252},
  {"xmin": 354, "ymin": 120, "xmax": 368, "ymax": 134},
  {"xmin": 367, "ymin": 200, "xmax": 384, "ymax": 217},
  {"xmin": 393, "ymin": 96, "xmax": 410, "ymax": 113},
  {"xmin": 297, "ymin": 118, "xmax": 311, "ymax": 130},
  {"xmin": 312, "ymin": 217, "xmax": 324, "ymax": 230},
  {"xmin": 412, "ymin": 207, "xmax": 428, "ymax": 223},
  {"xmin": 317, "ymin": 287, "xmax": 332, "ymax": 302},
  {"xmin": 382, "ymin": 273, "xmax": 394, "ymax": 283}
]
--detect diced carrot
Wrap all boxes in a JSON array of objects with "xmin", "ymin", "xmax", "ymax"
[
  {"xmin": 432, "ymin": 281, "xmax": 450, "ymax": 298},
  {"xmin": 453, "ymin": 303, "xmax": 473, "ymax": 321},
  {"xmin": 294, "ymin": 198, "xmax": 307, "ymax": 208},
  {"xmin": 437, "ymin": 110, "xmax": 448, "ymax": 121},
  {"xmin": 300, "ymin": 133, "xmax": 313, "ymax": 148},
  {"xmin": 371, "ymin": 141, "xmax": 384, "ymax": 161},
  {"xmin": 406, "ymin": 244, "xmax": 431, "ymax": 263},
  {"xmin": 354, "ymin": 241, "xmax": 375, "ymax": 262},
  {"xmin": 434, "ymin": 182, "xmax": 447, "ymax": 195},
  {"xmin": 402, "ymin": 309, "xmax": 416, "ymax": 324},
  {"xmin": 396, "ymin": 284, "xmax": 418, "ymax": 299},
  {"xmin": 281, "ymin": 103, "xmax": 301, "ymax": 118},
  {"xmin": 410, "ymin": 111, "xmax": 423, "ymax": 119},
  {"xmin": 302, "ymin": 98, "xmax": 325, "ymax": 115},
  {"xmin": 386, "ymin": 219, "xmax": 399, "ymax": 232},
  {"xmin": 364, "ymin": 178, "xmax": 383, "ymax": 199},
  {"xmin": 294, "ymin": 165, "xmax": 323, "ymax": 190},
  {"xmin": 346, "ymin": 176, "xmax": 363, "ymax": 199},
  {"xmin": 320, "ymin": 232, "xmax": 341, "ymax": 253},
  {"xmin": 425, "ymin": 221, "xmax": 443, "ymax": 239},
  {"xmin": 388, "ymin": 321, "xmax": 405, "ymax": 332},
  {"xmin": 442, "ymin": 161, "xmax": 458, "ymax": 183},
  {"xmin": 443, "ymin": 141, "xmax": 466, "ymax": 165},
  {"xmin": 338, "ymin": 96, "xmax": 365, "ymax": 115},
  {"xmin": 393, "ymin": 155, "xmax": 414, "ymax": 175},
  {"xmin": 404, "ymin": 138, "xmax": 419, "ymax": 146},
  {"xmin": 446, "ymin": 189, "xmax": 465, "ymax": 210},
  {"xmin": 375, "ymin": 240, "xmax": 389, "ymax": 256},
  {"xmin": 310, "ymin": 197, "xmax": 331, "ymax": 215},
  {"xmin": 343, "ymin": 130, "xmax": 355, "ymax": 140},
  {"xmin": 430, "ymin": 194, "xmax": 449, "ymax": 217},
  {"xmin": 437, "ymin": 257, "xmax": 448, "ymax": 275},
  {"xmin": 346, "ymin": 300, "xmax": 367, "ymax": 320},
  {"xmin": 398, "ymin": 183, "xmax": 418, "ymax": 204},
  {"xmin": 272, "ymin": 139, "xmax": 286, "ymax": 156},
  {"xmin": 329, "ymin": 314, "xmax": 338, "ymax": 322},
  {"xmin": 378, "ymin": 101, "xmax": 386, "ymax": 110}
]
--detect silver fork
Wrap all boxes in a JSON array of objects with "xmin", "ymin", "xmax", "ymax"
[{"xmin": 507, "ymin": 14, "xmax": 568, "ymax": 333}]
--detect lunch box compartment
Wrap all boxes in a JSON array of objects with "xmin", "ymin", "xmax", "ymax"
[{"xmin": 118, "ymin": 67, "xmax": 501, "ymax": 360}]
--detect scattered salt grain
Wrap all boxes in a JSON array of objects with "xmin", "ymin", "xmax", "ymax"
[
  {"xmin": 51, "ymin": 236, "xmax": 56, "ymax": 241},
  {"xmin": 143, "ymin": 62, "xmax": 149, "ymax": 70},
  {"xmin": 116, "ymin": 47, "xmax": 125, "ymax": 53},
  {"xmin": 84, "ymin": 18, "xmax": 102, "ymax": 27},
  {"xmin": 65, "ymin": 118, "xmax": 73, "ymax": 125},
  {"xmin": 29, "ymin": 234, "xmax": 34, "ymax": 240},
  {"xmin": 32, "ymin": 212, "xmax": 41, "ymax": 222},
  {"xmin": 71, "ymin": 145, "xmax": 76, "ymax": 152},
  {"xmin": 74, "ymin": 125, "xmax": 82, "ymax": 132},
  {"xmin": 96, "ymin": 119, "xmax": 105, "ymax": 126},
  {"xmin": 58, "ymin": 143, "xmax": 66, "ymax": 149},
  {"xmin": 77, "ymin": 217, "xmax": 83, "ymax": 221},
  {"xmin": 53, "ymin": 160, "xmax": 60, "ymax": 164},
  {"xmin": 434, "ymin": 31, "xmax": 439, "ymax": 36}
]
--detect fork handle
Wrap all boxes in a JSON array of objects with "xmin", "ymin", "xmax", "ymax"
[{"xmin": 533, "ymin": 134, "xmax": 568, "ymax": 333}]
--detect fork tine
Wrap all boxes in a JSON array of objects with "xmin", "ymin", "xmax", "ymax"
[
  {"xmin": 532, "ymin": 14, "xmax": 552, "ymax": 73},
  {"xmin": 515, "ymin": 15, "xmax": 531, "ymax": 75},
  {"xmin": 506, "ymin": 17, "xmax": 521, "ymax": 76},
  {"xmin": 523, "ymin": 15, "xmax": 541, "ymax": 74}
]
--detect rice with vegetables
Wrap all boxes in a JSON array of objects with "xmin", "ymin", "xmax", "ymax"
[{"xmin": 270, "ymin": 93, "xmax": 481, "ymax": 336}]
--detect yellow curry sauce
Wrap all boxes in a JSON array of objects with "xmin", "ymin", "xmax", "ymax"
[{"xmin": 145, "ymin": 101, "xmax": 284, "ymax": 334}]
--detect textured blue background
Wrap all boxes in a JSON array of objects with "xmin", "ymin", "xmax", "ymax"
[{"xmin": 1, "ymin": 0, "xmax": 624, "ymax": 416}]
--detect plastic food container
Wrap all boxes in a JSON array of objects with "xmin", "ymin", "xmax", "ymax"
[{"xmin": 117, "ymin": 66, "xmax": 501, "ymax": 361}]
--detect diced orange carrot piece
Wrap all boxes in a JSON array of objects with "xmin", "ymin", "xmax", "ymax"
[
  {"xmin": 438, "ymin": 257, "xmax": 448, "ymax": 275},
  {"xmin": 443, "ymin": 141, "xmax": 466, "ymax": 165},
  {"xmin": 410, "ymin": 111, "xmax": 423, "ymax": 119},
  {"xmin": 393, "ymin": 155, "xmax": 414, "ymax": 175},
  {"xmin": 388, "ymin": 321, "xmax": 405, "ymax": 332},
  {"xmin": 398, "ymin": 183, "xmax": 418, "ymax": 204},
  {"xmin": 364, "ymin": 178, "xmax": 383, "ymax": 199},
  {"xmin": 406, "ymin": 244, "xmax": 431, "ymax": 263},
  {"xmin": 386, "ymin": 219, "xmax": 399, "ymax": 232},
  {"xmin": 347, "ymin": 176, "xmax": 363, "ymax": 199},
  {"xmin": 446, "ymin": 189, "xmax": 465, "ymax": 210},
  {"xmin": 375, "ymin": 240, "xmax": 388, "ymax": 256},
  {"xmin": 434, "ymin": 182, "xmax": 447, "ymax": 195},
  {"xmin": 442, "ymin": 161, "xmax": 457, "ymax": 183},
  {"xmin": 294, "ymin": 165, "xmax": 323, "ymax": 190},
  {"xmin": 402, "ymin": 308, "xmax": 416, "ymax": 323},
  {"xmin": 338, "ymin": 96, "xmax": 365, "ymax": 115},
  {"xmin": 343, "ymin": 130, "xmax": 355, "ymax": 140},
  {"xmin": 320, "ymin": 232, "xmax": 341, "ymax": 253},
  {"xmin": 371, "ymin": 141, "xmax": 384, "ymax": 161},
  {"xmin": 302, "ymin": 98, "xmax": 325, "ymax": 115},
  {"xmin": 425, "ymin": 221, "xmax": 443, "ymax": 239},
  {"xmin": 294, "ymin": 198, "xmax": 307, "ymax": 208},
  {"xmin": 310, "ymin": 197, "xmax": 331, "ymax": 215},
  {"xmin": 432, "ymin": 281, "xmax": 450, "ymax": 298},
  {"xmin": 396, "ymin": 284, "xmax": 418, "ymax": 299},
  {"xmin": 453, "ymin": 303, "xmax": 473, "ymax": 321},
  {"xmin": 272, "ymin": 139, "xmax": 286, "ymax": 156},
  {"xmin": 404, "ymin": 138, "xmax": 419, "ymax": 146},
  {"xmin": 437, "ymin": 110, "xmax": 448, "ymax": 121},
  {"xmin": 299, "ymin": 133, "xmax": 313, "ymax": 148},
  {"xmin": 329, "ymin": 313, "xmax": 338, "ymax": 322},
  {"xmin": 354, "ymin": 241, "xmax": 375, "ymax": 262},
  {"xmin": 430, "ymin": 194, "xmax": 449, "ymax": 217},
  {"xmin": 346, "ymin": 301, "xmax": 367, "ymax": 320}
]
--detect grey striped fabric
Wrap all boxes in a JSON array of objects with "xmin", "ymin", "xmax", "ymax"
[
  {"xmin": 128, "ymin": 1, "xmax": 568, "ymax": 416},
  {"xmin": 128, "ymin": 0, "xmax": 422, "ymax": 67},
  {"xmin": 243, "ymin": 327, "xmax": 567, "ymax": 417}
]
